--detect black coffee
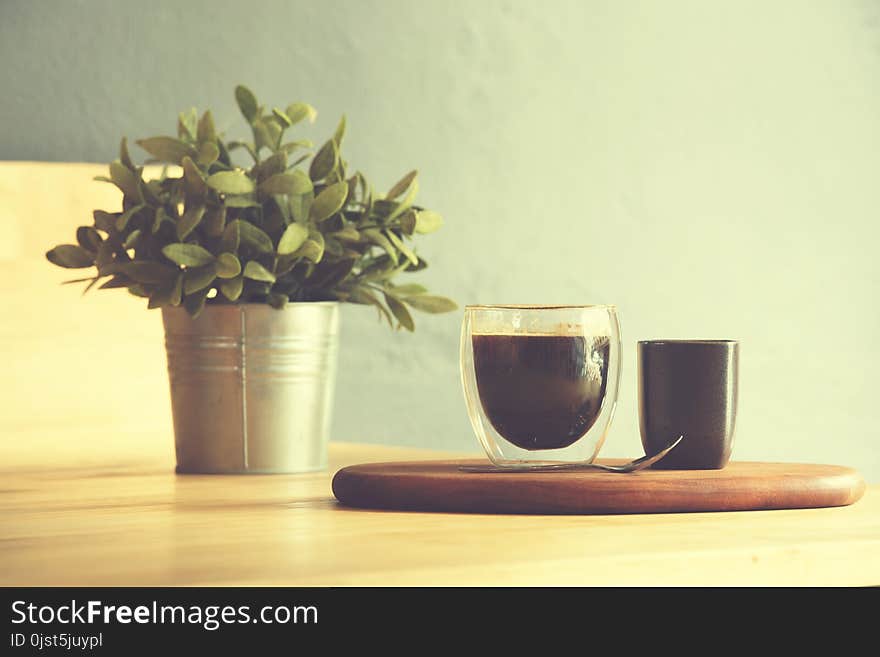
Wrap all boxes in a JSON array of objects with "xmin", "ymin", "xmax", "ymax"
[{"xmin": 472, "ymin": 333, "xmax": 610, "ymax": 450}]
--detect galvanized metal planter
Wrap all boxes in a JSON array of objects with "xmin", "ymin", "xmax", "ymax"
[{"xmin": 162, "ymin": 302, "xmax": 340, "ymax": 474}]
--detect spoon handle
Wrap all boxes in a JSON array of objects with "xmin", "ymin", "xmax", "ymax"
[{"xmin": 458, "ymin": 435, "xmax": 683, "ymax": 474}]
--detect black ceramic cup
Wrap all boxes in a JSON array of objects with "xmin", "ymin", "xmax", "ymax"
[{"xmin": 638, "ymin": 340, "xmax": 739, "ymax": 470}]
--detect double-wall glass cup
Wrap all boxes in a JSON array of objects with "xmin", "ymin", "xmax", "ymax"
[{"xmin": 460, "ymin": 305, "xmax": 621, "ymax": 468}]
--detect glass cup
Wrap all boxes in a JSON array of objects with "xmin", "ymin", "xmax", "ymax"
[{"xmin": 460, "ymin": 305, "xmax": 621, "ymax": 468}]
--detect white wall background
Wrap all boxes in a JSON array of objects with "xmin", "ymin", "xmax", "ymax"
[
  {"xmin": 2, "ymin": 0, "xmax": 878, "ymax": 478},
  {"xmin": 331, "ymin": 0, "xmax": 880, "ymax": 479}
]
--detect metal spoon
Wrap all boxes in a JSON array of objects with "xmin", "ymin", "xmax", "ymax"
[{"xmin": 458, "ymin": 435, "xmax": 683, "ymax": 474}]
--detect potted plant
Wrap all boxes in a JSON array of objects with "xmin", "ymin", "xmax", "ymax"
[{"xmin": 46, "ymin": 85, "xmax": 456, "ymax": 474}]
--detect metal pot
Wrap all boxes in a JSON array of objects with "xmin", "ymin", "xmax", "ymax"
[{"xmin": 162, "ymin": 302, "xmax": 339, "ymax": 474}]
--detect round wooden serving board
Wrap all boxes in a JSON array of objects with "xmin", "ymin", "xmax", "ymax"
[{"xmin": 332, "ymin": 459, "xmax": 865, "ymax": 515}]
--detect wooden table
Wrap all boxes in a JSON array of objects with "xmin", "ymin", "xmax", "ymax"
[
  {"xmin": 2, "ymin": 440, "xmax": 878, "ymax": 587},
  {"xmin": 3, "ymin": 162, "xmax": 877, "ymax": 586}
]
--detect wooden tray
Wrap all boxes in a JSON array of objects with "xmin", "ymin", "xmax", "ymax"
[{"xmin": 332, "ymin": 459, "xmax": 865, "ymax": 515}]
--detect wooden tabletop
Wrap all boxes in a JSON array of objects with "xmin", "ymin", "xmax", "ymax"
[
  {"xmin": 3, "ymin": 162, "xmax": 877, "ymax": 586},
  {"xmin": 2, "ymin": 440, "xmax": 878, "ymax": 587}
]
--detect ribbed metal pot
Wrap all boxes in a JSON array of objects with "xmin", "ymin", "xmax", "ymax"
[{"xmin": 162, "ymin": 302, "xmax": 339, "ymax": 474}]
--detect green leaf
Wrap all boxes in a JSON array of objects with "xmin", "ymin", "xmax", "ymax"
[
  {"xmin": 361, "ymin": 182, "xmax": 375, "ymax": 220},
  {"xmin": 384, "ymin": 293, "xmax": 415, "ymax": 332},
  {"xmin": 203, "ymin": 206, "xmax": 226, "ymax": 237},
  {"xmin": 285, "ymin": 102, "xmax": 317, "ymax": 125},
  {"xmin": 384, "ymin": 229, "xmax": 418, "ymax": 265},
  {"xmin": 93, "ymin": 210, "xmax": 117, "ymax": 233},
  {"xmin": 362, "ymin": 228, "xmax": 398, "ymax": 265},
  {"xmin": 46, "ymin": 244, "xmax": 95, "ymax": 269},
  {"xmin": 197, "ymin": 110, "xmax": 216, "ymax": 143},
  {"xmin": 260, "ymin": 171, "xmax": 313, "ymax": 196},
  {"xmin": 61, "ymin": 276, "xmax": 97, "ymax": 286},
  {"xmin": 176, "ymin": 205, "xmax": 206, "ymax": 240},
  {"xmin": 215, "ymin": 253, "xmax": 241, "ymax": 278},
  {"xmin": 405, "ymin": 257, "xmax": 428, "ymax": 272},
  {"xmin": 183, "ymin": 263, "xmax": 217, "ymax": 294},
  {"xmin": 398, "ymin": 210, "xmax": 416, "ymax": 235},
  {"xmin": 359, "ymin": 254, "xmax": 393, "ymax": 280},
  {"xmin": 121, "ymin": 261, "xmax": 177, "ymax": 284},
  {"xmin": 402, "ymin": 295, "xmax": 458, "ymax": 313},
  {"xmin": 323, "ymin": 236, "xmax": 344, "ymax": 257},
  {"xmin": 309, "ymin": 139, "xmax": 338, "ymax": 181},
  {"xmin": 414, "ymin": 210, "xmax": 443, "ymax": 234},
  {"xmin": 99, "ymin": 275, "xmax": 132, "ymax": 290},
  {"xmin": 389, "ymin": 283, "xmax": 427, "ymax": 297},
  {"xmin": 243, "ymin": 260, "xmax": 276, "ymax": 283},
  {"xmin": 272, "ymin": 107, "xmax": 292, "ymax": 127},
  {"xmin": 253, "ymin": 150, "xmax": 287, "ymax": 180},
  {"xmin": 280, "ymin": 139, "xmax": 313, "ymax": 154},
  {"xmin": 296, "ymin": 239, "xmax": 324, "ymax": 263},
  {"xmin": 386, "ymin": 170, "xmax": 418, "ymax": 200},
  {"xmin": 343, "ymin": 175, "xmax": 359, "ymax": 205},
  {"xmin": 94, "ymin": 242, "xmax": 117, "ymax": 272},
  {"xmin": 365, "ymin": 259, "xmax": 409, "ymax": 282},
  {"xmin": 216, "ymin": 138, "xmax": 232, "ymax": 166},
  {"xmin": 129, "ymin": 284, "xmax": 154, "ymax": 298},
  {"xmin": 371, "ymin": 199, "xmax": 400, "ymax": 219},
  {"xmin": 151, "ymin": 206, "xmax": 172, "ymax": 234},
  {"xmin": 80, "ymin": 276, "xmax": 102, "ymax": 294},
  {"xmin": 348, "ymin": 286, "xmax": 380, "ymax": 305},
  {"xmin": 271, "ymin": 197, "xmax": 291, "ymax": 229},
  {"xmin": 387, "ymin": 176, "xmax": 418, "ymax": 221},
  {"xmin": 178, "ymin": 108, "xmax": 197, "ymax": 141},
  {"xmin": 331, "ymin": 225, "xmax": 360, "ymax": 242},
  {"xmin": 355, "ymin": 170, "xmax": 368, "ymax": 199},
  {"xmin": 221, "ymin": 220, "xmax": 240, "ymax": 252},
  {"xmin": 275, "ymin": 253, "xmax": 299, "ymax": 276},
  {"xmin": 333, "ymin": 115, "xmax": 346, "ymax": 148},
  {"xmin": 309, "ymin": 181, "xmax": 349, "ymax": 222},
  {"xmin": 183, "ymin": 287, "xmax": 210, "ymax": 317},
  {"xmin": 308, "ymin": 229, "xmax": 325, "ymax": 252},
  {"xmin": 148, "ymin": 274, "xmax": 183, "ymax": 309},
  {"xmin": 220, "ymin": 275, "xmax": 244, "ymax": 301},
  {"xmin": 170, "ymin": 274, "xmax": 183, "ymax": 306},
  {"xmin": 109, "ymin": 161, "xmax": 142, "ymax": 201},
  {"xmin": 115, "ymin": 204, "xmax": 146, "ymax": 231},
  {"xmin": 135, "ymin": 136, "xmax": 198, "ymax": 165},
  {"xmin": 76, "ymin": 226, "xmax": 103, "ymax": 251},
  {"xmin": 223, "ymin": 195, "xmax": 260, "ymax": 208},
  {"xmin": 162, "ymin": 242, "xmax": 216, "ymax": 267},
  {"xmin": 123, "ymin": 229, "xmax": 142, "ymax": 249},
  {"xmin": 289, "ymin": 191, "xmax": 313, "ymax": 224},
  {"xmin": 277, "ymin": 223, "xmax": 309, "ymax": 255},
  {"xmin": 182, "ymin": 157, "xmax": 207, "ymax": 197},
  {"xmin": 139, "ymin": 178, "xmax": 163, "ymax": 206},
  {"xmin": 254, "ymin": 119, "xmax": 281, "ymax": 152},
  {"xmin": 234, "ymin": 220, "xmax": 274, "ymax": 253},
  {"xmin": 119, "ymin": 137, "xmax": 135, "ymax": 170},
  {"xmin": 307, "ymin": 258, "xmax": 355, "ymax": 289},
  {"xmin": 349, "ymin": 287, "xmax": 393, "ymax": 327},
  {"xmin": 197, "ymin": 141, "xmax": 220, "ymax": 167},
  {"xmin": 206, "ymin": 170, "xmax": 255, "ymax": 195},
  {"xmin": 235, "ymin": 85, "xmax": 258, "ymax": 123}
]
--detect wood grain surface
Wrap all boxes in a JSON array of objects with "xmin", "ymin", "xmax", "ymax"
[
  {"xmin": 1, "ymin": 442, "xmax": 879, "ymax": 587},
  {"xmin": 2, "ymin": 162, "xmax": 879, "ymax": 586},
  {"xmin": 332, "ymin": 459, "xmax": 865, "ymax": 514}
]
